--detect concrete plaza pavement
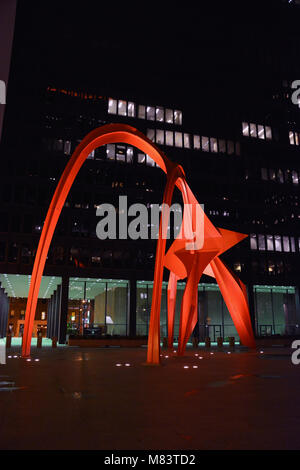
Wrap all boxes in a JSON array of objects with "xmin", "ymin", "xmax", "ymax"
[{"xmin": 0, "ymin": 344, "xmax": 299, "ymax": 450}]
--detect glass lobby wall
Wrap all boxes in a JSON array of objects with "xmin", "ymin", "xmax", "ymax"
[
  {"xmin": 136, "ymin": 281, "xmax": 239, "ymax": 342},
  {"xmin": 136, "ymin": 281, "xmax": 168, "ymax": 337},
  {"xmin": 254, "ymin": 285, "xmax": 298, "ymax": 336},
  {"xmin": 68, "ymin": 278, "xmax": 128, "ymax": 336}
]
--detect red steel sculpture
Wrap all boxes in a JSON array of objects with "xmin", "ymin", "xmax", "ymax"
[{"xmin": 21, "ymin": 124, "xmax": 256, "ymax": 361}]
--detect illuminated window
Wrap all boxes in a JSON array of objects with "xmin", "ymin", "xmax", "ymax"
[
  {"xmin": 118, "ymin": 100, "xmax": 127, "ymax": 116},
  {"xmin": 128, "ymin": 102, "xmax": 136, "ymax": 117},
  {"xmin": 257, "ymin": 124, "xmax": 265, "ymax": 139},
  {"xmin": 269, "ymin": 169, "xmax": 276, "ymax": 181},
  {"xmin": 234, "ymin": 262, "xmax": 242, "ymax": 272},
  {"xmin": 283, "ymin": 236, "xmax": 290, "ymax": 252},
  {"xmin": 41, "ymin": 312, "xmax": 46, "ymax": 320},
  {"xmin": 296, "ymin": 132, "xmax": 299, "ymax": 145},
  {"xmin": 250, "ymin": 123, "xmax": 257, "ymax": 138},
  {"xmin": 289, "ymin": 131, "xmax": 295, "ymax": 145},
  {"xmin": 138, "ymin": 153, "xmax": 146, "ymax": 164},
  {"xmin": 210, "ymin": 137, "xmax": 218, "ymax": 153},
  {"xmin": 193, "ymin": 135, "xmax": 201, "ymax": 149},
  {"xmin": 290, "ymin": 237, "xmax": 296, "ymax": 252},
  {"xmin": 165, "ymin": 109, "xmax": 173, "ymax": 123},
  {"xmin": 268, "ymin": 260, "xmax": 275, "ymax": 275},
  {"xmin": 147, "ymin": 129, "xmax": 155, "ymax": 142},
  {"xmin": 116, "ymin": 145, "xmax": 126, "ymax": 162},
  {"xmin": 147, "ymin": 106, "xmax": 155, "ymax": 121},
  {"xmin": 201, "ymin": 136, "xmax": 209, "ymax": 152},
  {"xmin": 166, "ymin": 131, "xmax": 173, "ymax": 146},
  {"xmin": 266, "ymin": 235, "xmax": 274, "ymax": 251},
  {"xmin": 156, "ymin": 107, "xmax": 164, "ymax": 122},
  {"xmin": 126, "ymin": 147, "xmax": 133, "ymax": 163},
  {"xmin": 106, "ymin": 144, "xmax": 115, "ymax": 160},
  {"xmin": 184, "ymin": 133, "xmax": 191, "ymax": 149},
  {"xmin": 174, "ymin": 110, "xmax": 182, "ymax": 125},
  {"xmin": 138, "ymin": 105, "xmax": 146, "ymax": 119},
  {"xmin": 156, "ymin": 129, "xmax": 164, "ymax": 145},
  {"xmin": 146, "ymin": 155, "xmax": 155, "ymax": 167},
  {"xmin": 250, "ymin": 234, "xmax": 257, "ymax": 250},
  {"xmin": 274, "ymin": 235, "xmax": 282, "ymax": 252},
  {"xmin": 175, "ymin": 132, "xmax": 183, "ymax": 147},
  {"xmin": 265, "ymin": 126, "xmax": 272, "ymax": 140},
  {"xmin": 108, "ymin": 98, "xmax": 117, "ymax": 114},
  {"xmin": 242, "ymin": 122, "xmax": 249, "ymax": 136},
  {"xmin": 258, "ymin": 234, "xmax": 266, "ymax": 251},
  {"xmin": 292, "ymin": 170, "xmax": 299, "ymax": 184}
]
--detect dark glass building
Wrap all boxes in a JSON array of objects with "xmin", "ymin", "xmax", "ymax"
[{"xmin": 1, "ymin": 1, "xmax": 300, "ymax": 344}]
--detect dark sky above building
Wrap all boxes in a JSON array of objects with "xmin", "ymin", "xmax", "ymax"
[{"xmin": 6, "ymin": 0, "xmax": 300, "ymax": 132}]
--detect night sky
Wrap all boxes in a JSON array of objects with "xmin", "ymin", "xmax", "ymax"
[{"xmin": 5, "ymin": 1, "xmax": 300, "ymax": 132}]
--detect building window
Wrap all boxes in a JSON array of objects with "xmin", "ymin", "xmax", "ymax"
[
  {"xmin": 138, "ymin": 105, "xmax": 146, "ymax": 119},
  {"xmin": 193, "ymin": 135, "xmax": 201, "ymax": 149},
  {"xmin": 165, "ymin": 109, "xmax": 173, "ymax": 123},
  {"xmin": 106, "ymin": 144, "xmax": 115, "ymax": 160},
  {"xmin": 227, "ymin": 141, "xmax": 234, "ymax": 155},
  {"xmin": 274, "ymin": 235, "xmax": 282, "ymax": 252},
  {"xmin": 202, "ymin": 136, "xmax": 209, "ymax": 152},
  {"xmin": 156, "ymin": 107, "xmax": 164, "ymax": 122},
  {"xmin": 118, "ymin": 100, "xmax": 127, "ymax": 116},
  {"xmin": 250, "ymin": 123, "xmax": 257, "ymax": 138},
  {"xmin": 258, "ymin": 234, "xmax": 266, "ymax": 251},
  {"xmin": 147, "ymin": 129, "xmax": 155, "ymax": 142},
  {"xmin": 219, "ymin": 139, "xmax": 226, "ymax": 153},
  {"xmin": 174, "ymin": 110, "xmax": 182, "ymax": 125},
  {"xmin": 257, "ymin": 124, "xmax": 265, "ymax": 140},
  {"xmin": 210, "ymin": 137, "xmax": 218, "ymax": 153},
  {"xmin": 127, "ymin": 102, "xmax": 136, "ymax": 117},
  {"xmin": 265, "ymin": 126, "xmax": 272, "ymax": 140},
  {"xmin": 261, "ymin": 168, "xmax": 268, "ymax": 180},
  {"xmin": 292, "ymin": 170, "xmax": 299, "ymax": 184},
  {"xmin": 250, "ymin": 234, "xmax": 257, "ymax": 250},
  {"xmin": 146, "ymin": 106, "xmax": 155, "ymax": 121},
  {"xmin": 184, "ymin": 133, "xmax": 191, "ymax": 149},
  {"xmin": 174, "ymin": 132, "xmax": 183, "ymax": 148},
  {"xmin": 266, "ymin": 235, "xmax": 274, "ymax": 251},
  {"xmin": 242, "ymin": 122, "xmax": 249, "ymax": 136},
  {"xmin": 283, "ymin": 236, "xmax": 290, "ymax": 252},
  {"xmin": 156, "ymin": 129, "xmax": 164, "ymax": 145},
  {"xmin": 166, "ymin": 131, "xmax": 173, "ymax": 146},
  {"xmin": 126, "ymin": 147, "xmax": 133, "ymax": 163},
  {"xmin": 108, "ymin": 98, "xmax": 117, "ymax": 114},
  {"xmin": 146, "ymin": 155, "xmax": 155, "ymax": 167}
]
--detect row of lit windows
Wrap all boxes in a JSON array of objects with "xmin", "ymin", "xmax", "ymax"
[
  {"xmin": 108, "ymin": 98, "xmax": 183, "ymax": 125},
  {"xmin": 147, "ymin": 128, "xmax": 240, "ymax": 155},
  {"xmin": 261, "ymin": 167, "xmax": 299, "ymax": 184},
  {"xmin": 106, "ymin": 144, "xmax": 157, "ymax": 167},
  {"xmin": 242, "ymin": 122, "xmax": 272, "ymax": 140},
  {"xmin": 250, "ymin": 234, "xmax": 298, "ymax": 253},
  {"xmin": 289, "ymin": 131, "xmax": 300, "ymax": 146}
]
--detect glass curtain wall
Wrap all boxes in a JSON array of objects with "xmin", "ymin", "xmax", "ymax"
[
  {"xmin": 254, "ymin": 285, "xmax": 298, "ymax": 336},
  {"xmin": 136, "ymin": 281, "xmax": 239, "ymax": 342},
  {"xmin": 68, "ymin": 278, "xmax": 128, "ymax": 336}
]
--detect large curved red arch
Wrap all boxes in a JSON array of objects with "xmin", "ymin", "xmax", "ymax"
[
  {"xmin": 22, "ymin": 123, "xmax": 255, "ymax": 362},
  {"xmin": 21, "ymin": 123, "xmax": 182, "ymax": 358}
]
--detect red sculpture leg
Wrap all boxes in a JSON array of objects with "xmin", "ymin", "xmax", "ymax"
[
  {"xmin": 21, "ymin": 123, "xmax": 180, "ymax": 358},
  {"xmin": 177, "ymin": 251, "xmax": 218, "ymax": 355},
  {"xmin": 147, "ymin": 165, "xmax": 185, "ymax": 364},
  {"xmin": 167, "ymin": 272, "xmax": 179, "ymax": 349},
  {"xmin": 211, "ymin": 257, "xmax": 256, "ymax": 348}
]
